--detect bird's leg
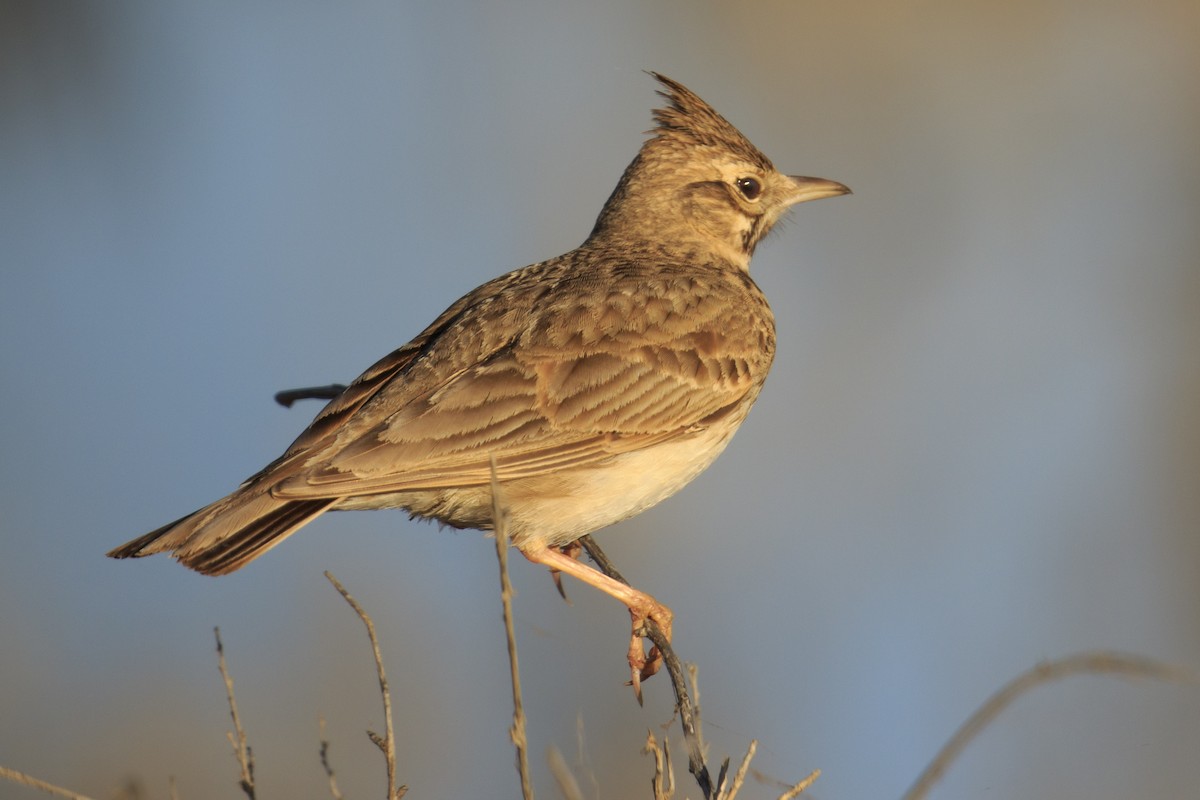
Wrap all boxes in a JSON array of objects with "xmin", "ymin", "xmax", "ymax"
[
  {"xmin": 550, "ymin": 540, "xmax": 584, "ymax": 603},
  {"xmin": 520, "ymin": 543, "xmax": 673, "ymax": 703}
]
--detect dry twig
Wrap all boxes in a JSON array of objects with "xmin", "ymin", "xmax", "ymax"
[
  {"xmin": 643, "ymin": 731, "xmax": 675, "ymax": 800},
  {"xmin": 325, "ymin": 572, "xmax": 408, "ymax": 800},
  {"xmin": 214, "ymin": 627, "xmax": 256, "ymax": 800},
  {"xmin": 716, "ymin": 740, "xmax": 756, "ymax": 800},
  {"xmin": 0, "ymin": 766, "xmax": 96, "ymax": 800},
  {"xmin": 490, "ymin": 457, "xmax": 536, "ymax": 800},
  {"xmin": 901, "ymin": 651, "xmax": 1197, "ymax": 800},
  {"xmin": 776, "ymin": 770, "xmax": 821, "ymax": 800}
]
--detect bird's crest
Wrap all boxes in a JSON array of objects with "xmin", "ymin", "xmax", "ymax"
[{"xmin": 648, "ymin": 72, "xmax": 774, "ymax": 171}]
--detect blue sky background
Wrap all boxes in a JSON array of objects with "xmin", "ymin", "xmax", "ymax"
[{"xmin": 3, "ymin": 2, "xmax": 1199, "ymax": 798}]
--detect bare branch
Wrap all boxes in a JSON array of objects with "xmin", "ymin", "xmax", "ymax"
[
  {"xmin": 776, "ymin": 770, "xmax": 820, "ymax": 800},
  {"xmin": 0, "ymin": 765, "xmax": 96, "ymax": 800},
  {"xmin": 902, "ymin": 651, "xmax": 1197, "ymax": 800},
  {"xmin": 214, "ymin": 627, "xmax": 255, "ymax": 800},
  {"xmin": 716, "ymin": 740, "xmax": 756, "ymax": 800},
  {"xmin": 643, "ymin": 731, "xmax": 674, "ymax": 800},
  {"xmin": 325, "ymin": 572, "xmax": 408, "ymax": 800},
  {"xmin": 490, "ymin": 457, "xmax": 536, "ymax": 800}
]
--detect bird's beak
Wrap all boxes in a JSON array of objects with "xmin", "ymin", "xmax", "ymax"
[{"xmin": 785, "ymin": 175, "xmax": 852, "ymax": 206}]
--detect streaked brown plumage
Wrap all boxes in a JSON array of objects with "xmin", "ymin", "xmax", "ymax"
[{"xmin": 109, "ymin": 73, "xmax": 848, "ymax": 693}]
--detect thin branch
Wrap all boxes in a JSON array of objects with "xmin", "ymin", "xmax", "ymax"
[
  {"xmin": 490, "ymin": 457, "xmax": 535, "ymax": 800},
  {"xmin": 643, "ymin": 731, "xmax": 675, "ymax": 800},
  {"xmin": 214, "ymin": 627, "xmax": 256, "ymax": 800},
  {"xmin": 274, "ymin": 383, "xmax": 347, "ymax": 407},
  {"xmin": 578, "ymin": 535, "xmax": 713, "ymax": 799},
  {"xmin": 318, "ymin": 716, "xmax": 345, "ymax": 800},
  {"xmin": 0, "ymin": 766, "xmax": 96, "ymax": 800},
  {"xmin": 777, "ymin": 770, "xmax": 820, "ymax": 800},
  {"xmin": 716, "ymin": 740, "xmax": 756, "ymax": 800},
  {"xmin": 325, "ymin": 572, "xmax": 408, "ymax": 800},
  {"xmin": 901, "ymin": 651, "xmax": 1197, "ymax": 800}
]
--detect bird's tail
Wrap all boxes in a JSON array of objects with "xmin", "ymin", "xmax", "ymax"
[{"xmin": 107, "ymin": 486, "xmax": 335, "ymax": 576}]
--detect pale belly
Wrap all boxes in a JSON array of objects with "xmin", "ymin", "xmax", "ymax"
[{"xmin": 331, "ymin": 421, "xmax": 741, "ymax": 549}]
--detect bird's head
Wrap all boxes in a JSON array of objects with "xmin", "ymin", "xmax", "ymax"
[{"xmin": 588, "ymin": 73, "xmax": 849, "ymax": 270}]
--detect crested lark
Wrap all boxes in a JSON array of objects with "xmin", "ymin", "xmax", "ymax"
[{"xmin": 109, "ymin": 73, "xmax": 848, "ymax": 694}]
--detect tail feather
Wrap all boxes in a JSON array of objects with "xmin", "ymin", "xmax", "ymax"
[
  {"xmin": 179, "ymin": 497, "xmax": 334, "ymax": 575},
  {"xmin": 106, "ymin": 510, "xmax": 202, "ymax": 560},
  {"xmin": 108, "ymin": 488, "xmax": 336, "ymax": 576}
]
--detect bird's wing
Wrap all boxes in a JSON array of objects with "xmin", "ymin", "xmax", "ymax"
[{"xmin": 271, "ymin": 269, "xmax": 771, "ymax": 498}]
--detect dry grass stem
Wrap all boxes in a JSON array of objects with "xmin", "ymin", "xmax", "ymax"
[
  {"xmin": 901, "ymin": 650, "xmax": 1197, "ymax": 800},
  {"xmin": 318, "ymin": 716, "xmax": 345, "ymax": 800},
  {"xmin": 324, "ymin": 572, "xmax": 408, "ymax": 800},
  {"xmin": 776, "ymin": 770, "xmax": 820, "ymax": 800},
  {"xmin": 546, "ymin": 746, "xmax": 584, "ymax": 800},
  {"xmin": 214, "ymin": 627, "xmax": 256, "ymax": 799},
  {"xmin": 0, "ymin": 766, "xmax": 95, "ymax": 800},
  {"xmin": 490, "ymin": 457, "xmax": 536, "ymax": 800}
]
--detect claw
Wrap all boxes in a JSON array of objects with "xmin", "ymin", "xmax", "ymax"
[
  {"xmin": 623, "ymin": 605, "xmax": 672, "ymax": 703},
  {"xmin": 551, "ymin": 569, "xmax": 571, "ymax": 602},
  {"xmin": 549, "ymin": 542, "xmax": 585, "ymax": 604},
  {"xmin": 629, "ymin": 634, "xmax": 646, "ymax": 705}
]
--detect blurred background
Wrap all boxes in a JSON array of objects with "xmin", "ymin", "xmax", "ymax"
[{"xmin": 2, "ymin": 1, "xmax": 1198, "ymax": 798}]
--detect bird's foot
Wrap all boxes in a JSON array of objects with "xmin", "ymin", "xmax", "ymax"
[
  {"xmin": 626, "ymin": 599, "xmax": 674, "ymax": 705},
  {"xmin": 519, "ymin": 542, "xmax": 673, "ymax": 702}
]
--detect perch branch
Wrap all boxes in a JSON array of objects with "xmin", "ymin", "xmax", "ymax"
[{"xmin": 578, "ymin": 534, "xmax": 715, "ymax": 798}]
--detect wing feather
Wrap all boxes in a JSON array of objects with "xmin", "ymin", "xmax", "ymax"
[{"xmin": 267, "ymin": 260, "xmax": 775, "ymax": 502}]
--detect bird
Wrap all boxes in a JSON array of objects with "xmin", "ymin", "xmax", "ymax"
[{"xmin": 108, "ymin": 72, "xmax": 849, "ymax": 696}]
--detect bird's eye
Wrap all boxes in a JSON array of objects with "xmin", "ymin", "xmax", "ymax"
[{"xmin": 735, "ymin": 176, "xmax": 763, "ymax": 201}]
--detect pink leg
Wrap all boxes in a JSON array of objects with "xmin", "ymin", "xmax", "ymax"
[{"xmin": 521, "ymin": 543, "xmax": 674, "ymax": 701}]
